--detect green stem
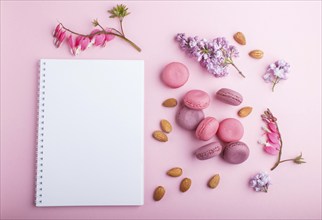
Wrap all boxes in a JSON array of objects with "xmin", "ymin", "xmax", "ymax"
[
  {"xmin": 59, "ymin": 23, "xmax": 141, "ymax": 52},
  {"xmin": 270, "ymin": 123, "xmax": 283, "ymax": 171},
  {"xmin": 230, "ymin": 62, "xmax": 245, "ymax": 78},
  {"xmin": 120, "ymin": 19, "xmax": 125, "ymax": 36},
  {"xmin": 272, "ymin": 77, "xmax": 280, "ymax": 92}
]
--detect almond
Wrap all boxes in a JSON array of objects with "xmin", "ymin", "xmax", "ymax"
[
  {"xmin": 238, "ymin": 106, "xmax": 253, "ymax": 118},
  {"xmin": 180, "ymin": 178, "xmax": 192, "ymax": 192},
  {"xmin": 166, "ymin": 167, "xmax": 183, "ymax": 177},
  {"xmin": 162, "ymin": 98, "xmax": 177, "ymax": 107},
  {"xmin": 208, "ymin": 174, "xmax": 220, "ymax": 189},
  {"xmin": 152, "ymin": 131, "xmax": 168, "ymax": 142},
  {"xmin": 160, "ymin": 119, "xmax": 172, "ymax": 133},
  {"xmin": 153, "ymin": 186, "xmax": 165, "ymax": 201},
  {"xmin": 233, "ymin": 32, "xmax": 246, "ymax": 45},
  {"xmin": 249, "ymin": 50, "xmax": 264, "ymax": 59}
]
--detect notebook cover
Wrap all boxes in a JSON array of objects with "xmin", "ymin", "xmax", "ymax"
[{"xmin": 35, "ymin": 59, "xmax": 144, "ymax": 206}]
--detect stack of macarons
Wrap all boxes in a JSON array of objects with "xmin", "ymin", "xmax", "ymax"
[{"xmin": 160, "ymin": 62, "xmax": 250, "ymax": 165}]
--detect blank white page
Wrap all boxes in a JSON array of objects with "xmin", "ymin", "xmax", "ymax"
[{"xmin": 35, "ymin": 59, "xmax": 144, "ymax": 206}]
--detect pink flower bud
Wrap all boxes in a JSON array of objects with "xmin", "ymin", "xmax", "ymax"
[
  {"xmin": 105, "ymin": 28, "xmax": 115, "ymax": 42},
  {"xmin": 90, "ymin": 29, "xmax": 106, "ymax": 46},
  {"xmin": 80, "ymin": 37, "xmax": 90, "ymax": 50},
  {"xmin": 264, "ymin": 146, "xmax": 279, "ymax": 155},
  {"xmin": 267, "ymin": 132, "xmax": 279, "ymax": 144},
  {"xmin": 67, "ymin": 35, "xmax": 75, "ymax": 55},
  {"xmin": 74, "ymin": 36, "xmax": 83, "ymax": 55},
  {"xmin": 53, "ymin": 24, "xmax": 62, "ymax": 37},
  {"xmin": 268, "ymin": 122, "xmax": 278, "ymax": 133}
]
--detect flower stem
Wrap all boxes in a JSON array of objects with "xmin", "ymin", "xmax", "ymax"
[
  {"xmin": 272, "ymin": 77, "xmax": 280, "ymax": 92},
  {"xmin": 59, "ymin": 23, "xmax": 141, "ymax": 52},
  {"xmin": 271, "ymin": 123, "xmax": 283, "ymax": 171},
  {"xmin": 120, "ymin": 20, "xmax": 125, "ymax": 36},
  {"xmin": 230, "ymin": 62, "xmax": 245, "ymax": 78}
]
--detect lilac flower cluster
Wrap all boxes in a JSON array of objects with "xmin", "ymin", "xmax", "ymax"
[
  {"xmin": 249, "ymin": 172, "xmax": 271, "ymax": 192},
  {"xmin": 175, "ymin": 33, "xmax": 244, "ymax": 78},
  {"xmin": 263, "ymin": 60, "xmax": 290, "ymax": 91}
]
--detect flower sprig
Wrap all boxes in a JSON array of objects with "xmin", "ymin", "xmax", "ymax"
[
  {"xmin": 263, "ymin": 60, "xmax": 290, "ymax": 92},
  {"xmin": 249, "ymin": 172, "xmax": 271, "ymax": 193},
  {"xmin": 259, "ymin": 108, "xmax": 305, "ymax": 171},
  {"xmin": 53, "ymin": 4, "xmax": 141, "ymax": 55},
  {"xmin": 175, "ymin": 33, "xmax": 245, "ymax": 78}
]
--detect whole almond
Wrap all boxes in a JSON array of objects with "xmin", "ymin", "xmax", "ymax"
[
  {"xmin": 180, "ymin": 178, "xmax": 192, "ymax": 192},
  {"xmin": 238, "ymin": 106, "xmax": 253, "ymax": 118},
  {"xmin": 152, "ymin": 131, "xmax": 168, "ymax": 142},
  {"xmin": 162, "ymin": 98, "xmax": 177, "ymax": 107},
  {"xmin": 208, "ymin": 174, "xmax": 220, "ymax": 189},
  {"xmin": 153, "ymin": 186, "xmax": 165, "ymax": 201},
  {"xmin": 249, "ymin": 50, "xmax": 264, "ymax": 59},
  {"xmin": 166, "ymin": 167, "xmax": 183, "ymax": 177},
  {"xmin": 233, "ymin": 32, "xmax": 246, "ymax": 45},
  {"xmin": 160, "ymin": 119, "xmax": 172, "ymax": 133}
]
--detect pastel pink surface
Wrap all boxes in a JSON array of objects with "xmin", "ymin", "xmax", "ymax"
[
  {"xmin": 1, "ymin": 1, "xmax": 321, "ymax": 220},
  {"xmin": 183, "ymin": 89, "xmax": 210, "ymax": 110},
  {"xmin": 161, "ymin": 62, "xmax": 189, "ymax": 88},
  {"xmin": 217, "ymin": 118, "xmax": 244, "ymax": 142},
  {"xmin": 195, "ymin": 117, "xmax": 219, "ymax": 141}
]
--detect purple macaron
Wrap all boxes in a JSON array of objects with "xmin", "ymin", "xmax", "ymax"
[
  {"xmin": 176, "ymin": 106, "xmax": 205, "ymax": 130},
  {"xmin": 223, "ymin": 141, "xmax": 249, "ymax": 164},
  {"xmin": 216, "ymin": 88, "xmax": 243, "ymax": 106},
  {"xmin": 195, "ymin": 142, "xmax": 223, "ymax": 160}
]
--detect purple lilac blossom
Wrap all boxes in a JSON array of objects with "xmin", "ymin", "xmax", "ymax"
[
  {"xmin": 175, "ymin": 33, "xmax": 240, "ymax": 77},
  {"xmin": 249, "ymin": 172, "xmax": 271, "ymax": 192}
]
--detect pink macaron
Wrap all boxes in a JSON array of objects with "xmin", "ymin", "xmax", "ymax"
[
  {"xmin": 176, "ymin": 106, "xmax": 205, "ymax": 130},
  {"xmin": 195, "ymin": 142, "xmax": 223, "ymax": 160},
  {"xmin": 195, "ymin": 117, "xmax": 219, "ymax": 141},
  {"xmin": 217, "ymin": 118, "xmax": 244, "ymax": 142},
  {"xmin": 216, "ymin": 88, "xmax": 243, "ymax": 106},
  {"xmin": 183, "ymin": 90, "xmax": 210, "ymax": 110},
  {"xmin": 223, "ymin": 141, "xmax": 249, "ymax": 164},
  {"xmin": 161, "ymin": 62, "xmax": 189, "ymax": 88}
]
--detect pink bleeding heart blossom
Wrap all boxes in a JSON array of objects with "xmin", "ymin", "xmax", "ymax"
[
  {"xmin": 260, "ymin": 108, "xmax": 306, "ymax": 171},
  {"xmin": 51, "ymin": 5, "xmax": 141, "ymax": 55},
  {"xmin": 67, "ymin": 35, "xmax": 75, "ymax": 55},
  {"xmin": 258, "ymin": 109, "xmax": 281, "ymax": 155},
  {"xmin": 53, "ymin": 24, "xmax": 66, "ymax": 48},
  {"xmin": 90, "ymin": 29, "xmax": 106, "ymax": 46},
  {"xmin": 105, "ymin": 28, "xmax": 115, "ymax": 42}
]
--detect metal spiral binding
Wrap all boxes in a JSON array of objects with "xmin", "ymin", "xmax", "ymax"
[{"xmin": 35, "ymin": 60, "xmax": 46, "ymax": 206}]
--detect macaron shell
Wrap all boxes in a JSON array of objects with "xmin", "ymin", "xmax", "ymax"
[
  {"xmin": 195, "ymin": 142, "xmax": 223, "ymax": 160},
  {"xmin": 217, "ymin": 118, "xmax": 244, "ymax": 142},
  {"xmin": 176, "ymin": 106, "xmax": 205, "ymax": 130},
  {"xmin": 223, "ymin": 141, "xmax": 250, "ymax": 164},
  {"xmin": 216, "ymin": 88, "xmax": 243, "ymax": 106},
  {"xmin": 195, "ymin": 117, "xmax": 219, "ymax": 141},
  {"xmin": 183, "ymin": 90, "xmax": 210, "ymax": 110},
  {"xmin": 161, "ymin": 62, "xmax": 189, "ymax": 88}
]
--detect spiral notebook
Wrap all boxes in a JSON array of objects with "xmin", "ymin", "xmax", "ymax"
[{"xmin": 35, "ymin": 59, "xmax": 144, "ymax": 206}]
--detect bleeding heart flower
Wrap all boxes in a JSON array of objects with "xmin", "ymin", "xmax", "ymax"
[
  {"xmin": 105, "ymin": 28, "xmax": 115, "ymax": 42},
  {"xmin": 53, "ymin": 24, "xmax": 62, "ymax": 38},
  {"xmin": 264, "ymin": 146, "xmax": 279, "ymax": 155},
  {"xmin": 268, "ymin": 122, "xmax": 278, "ymax": 133},
  {"xmin": 80, "ymin": 37, "xmax": 90, "ymax": 50},
  {"xmin": 67, "ymin": 35, "xmax": 75, "ymax": 55},
  {"xmin": 267, "ymin": 132, "xmax": 280, "ymax": 144},
  {"xmin": 90, "ymin": 29, "xmax": 106, "ymax": 46},
  {"xmin": 54, "ymin": 30, "xmax": 66, "ymax": 48}
]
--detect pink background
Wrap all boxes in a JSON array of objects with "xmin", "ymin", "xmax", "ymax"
[{"xmin": 1, "ymin": 1, "xmax": 321, "ymax": 219}]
